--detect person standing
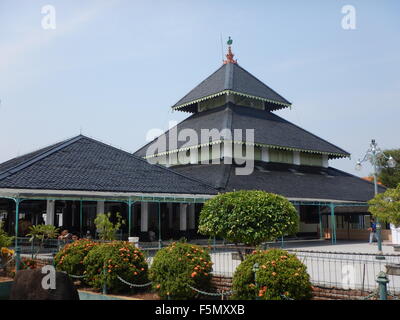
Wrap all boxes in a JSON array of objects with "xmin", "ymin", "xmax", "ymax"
[{"xmin": 368, "ymin": 218, "xmax": 378, "ymax": 244}]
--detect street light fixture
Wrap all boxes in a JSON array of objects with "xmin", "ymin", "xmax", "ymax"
[{"xmin": 356, "ymin": 139, "xmax": 397, "ymax": 259}]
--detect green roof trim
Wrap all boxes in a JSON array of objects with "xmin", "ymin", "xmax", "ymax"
[
  {"xmin": 171, "ymin": 90, "xmax": 292, "ymax": 111},
  {"xmin": 143, "ymin": 140, "xmax": 350, "ymax": 160}
]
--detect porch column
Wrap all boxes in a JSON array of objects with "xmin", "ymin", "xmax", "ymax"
[
  {"xmin": 330, "ymin": 203, "xmax": 336, "ymax": 245},
  {"xmin": 188, "ymin": 204, "xmax": 196, "ymax": 230},
  {"xmin": 46, "ymin": 200, "xmax": 55, "ymax": 226},
  {"xmin": 318, "ymin": 206, "xmax": 323, "ymax": 239},
  {"xmin": 167, "ymin": 203, "xmax": 173, "ymax": 229},
  {"xmin": 127, "ymin": 200, "xmax": 132, "ymax": 237},
  {"xmin": 79, "ymin": 200, "xmax": 83, "ymax": 234},
  {"xmin": 179, "ymin": 203, "xmax": 187, "ymax": 231},
  {"xmin": 96, "ymin": 201, "xmax": 105, "ymax": 215},
  {"xmin": 158, "ymin": 202, "xmax": 162, "ymax": 248},
  {"xmin": 14, "ymin": 198, "xmax": 21, "ymax": 271},
  {"xmin": 141, "ymin": 202, "xmax": 149, "ymax": 232}
]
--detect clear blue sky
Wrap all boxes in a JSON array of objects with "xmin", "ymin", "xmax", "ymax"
[{"xmin": 1, "ymin": 0, "xmax": 399, "ymax": 177}]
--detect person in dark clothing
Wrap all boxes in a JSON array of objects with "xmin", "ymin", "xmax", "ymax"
[{"xmin": 368, "ymin": 218, "xmax": 378, "ymax": 244}]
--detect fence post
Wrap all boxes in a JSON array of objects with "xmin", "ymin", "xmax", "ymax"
[
  {"xmin": 252, "ymin": 263, "xmax": 259, "ymax": 300},
  {"xmin": 376, "ymin": 271, "xmax": 389, "ymax": 300},
  {"xmin": 15, "ymin": 247, "xmax": 21, "ymax": 272},
  {"xmin": 102, "ymin": 265, "xmax": 107, "ymax": 295}
]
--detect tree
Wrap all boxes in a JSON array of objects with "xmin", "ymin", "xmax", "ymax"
[
  {"xmin": 94, "ymin": 212, "xmax": 125, "ymax": 241},
  {"xmin": 378, "ymin": 149, "xmax": 400, "ymax": 188},
  {"xmin": 198, "ymin": 190, "xmax": 299, "ymax": 259},
  {"xmin": 368, "ymin": 184, "xmax": 400, "ymax": 227}
]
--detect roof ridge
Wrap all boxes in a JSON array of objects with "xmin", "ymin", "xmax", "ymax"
[
  {"xmin": 134, "ymin": 106, "xmax": 229, "ymax": 156},
  {"xmin": 79, "ymin": 135, "xmax": 217, "ymax": 192},
  {"xmin": 0, "ymin": 135, "xmax": 84, "ymax": 180},
  {"xmin": 224, "ymin": 63, "xmax": 233, "ymax": 90},
  {"xmin": 234, "ymin": 64, "xmax": 291, "ymax": 105}
]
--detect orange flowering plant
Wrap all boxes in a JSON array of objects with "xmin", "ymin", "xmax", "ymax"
[
  {"xmin": 231, "ymin": 248, "xmax": 312, "ymax": 300},
  {"xmin": 150, "ymin": 241, "xmax": 213, "ymax": 300},
  {"xmin": 83, "ymin": 241, "xmax": 148, "ymax": 293},
  {"xmin": 20, "ymin": 258, "xmax": 37, "ymax": 270},
  {"xmin": 54, "ymin": 239, "xmax": 97, "ymax": 277}
]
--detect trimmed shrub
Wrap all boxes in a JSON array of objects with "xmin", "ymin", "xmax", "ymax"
[
  {"xmin": 20, "ymin": 258, "xmax": 38, "ymax": 270},
  {"xmin": 232, "ymin": 248, "xmax": 313, "ymax": 300},
  {"xmin": 199, "ymin": 190, "xmax": 299, "ymax": 246},
  {"xmin": 54, "ymin": 239, "xmax": 97, "ymax": 277},
  {"xmin": 150, "ymin": 242, "xmax": 213, "ymax": 300},
  {"xmin": 83, "ymin": 241, "xmax": 148, "ymax": 292}
]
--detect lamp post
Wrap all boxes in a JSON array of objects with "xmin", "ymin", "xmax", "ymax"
[{"xmin": 356, "ymin": 139, "xmax": 396, "ymax": 259}]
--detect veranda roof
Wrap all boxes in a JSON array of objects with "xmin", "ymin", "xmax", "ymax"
[{"xmin": 0, "ymin": 135, "xmax": 217, "ymax": 197}]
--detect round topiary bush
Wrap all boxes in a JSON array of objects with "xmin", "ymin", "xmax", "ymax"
[
  {"xmin": 83, "ymin": 241, "xmax": 148, "ymax": 292},
  {"xmin": 199, "ymin": 190, "xmax": 299, "ymax": 246},
  {"xmin": 232, "ymin": 248, "xmax": 313, "ymax": 300},
  {"xmin": 149, "ymin": 242, "xmax": 213, "ymax": 299},
  {"xmin": 54, "ymin": 239, "xmax": 97, "ymax": 277}
]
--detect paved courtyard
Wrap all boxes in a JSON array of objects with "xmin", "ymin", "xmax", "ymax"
[
  {"xmin": 277, "ymin": 239, "xmax": 399, "ymax": 254},
  {"xmin": 208, "ymin": 240, "xmax": 400, "ymax": 295}
]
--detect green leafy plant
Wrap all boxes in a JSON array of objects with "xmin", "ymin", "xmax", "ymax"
[
  {"xmin": 0, "ymin": 222, "xmax": 13, "ymax": 249},
  {"xmin": 377, "ymin": 149, "xmax": 400, "ymax": 188},
  {"xmin": 26, "ymin": 224, "xmax": 59, "ymax": 258},
  {"xmin": 149, "ymin": 241, "xmax": 213, "ymax": 300},
  {"xmin": 231, "ymin": 248, "xmax": 313, "ymax": 300},
  {"xmin": 54, "ymin": 239, "xmax": 97, "ymax": 277},
  {"xmin": 83, "ymin": 241, "xmax": 148, "ymax": 293},
  {"xmin": 369, "ymin": 184, "xmax": 400, "ymax": 227},
  {"xmin": 27, "ymin": 224, "xmax": 59, "ymax": 241},
  {"xmin": 94, "ymin": 212, "xmax": 125, "ymax": 241},
  {"xmin": 198, "ymin": 190, "xmax": 298, "ymax": 260}
]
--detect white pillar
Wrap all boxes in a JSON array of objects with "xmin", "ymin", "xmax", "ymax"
[
  {"xmin": 141, "ymin": 202, "xmax": 149, "ymax": 232},
  {"xmin": 261, "ymin": 147, "xmax": 269, "ymax": 162},
  {"xmin": 293, "ymin": 151, "xmax": 301, "ymax": 165},
  {"xmin": 188, "ymin": 204, "xmax": 196, "ymax": 230},
  {"xmin": 46, "ymin": 200, "xmax": 55, "ymax": 225},
  {"xmin": 180, "ymin": 204, "xmax": 187, "ymax": 231},
  {"xmin": 96, "ymin": 201, "xmax": 105, "ymax": 215},
  {"xmin": 190, "ymin": 148, "xmax": 199, "ymax": 164},
  {"xmin": 322, "ymin": 155, "xmax": 329, "ymax": 168}
]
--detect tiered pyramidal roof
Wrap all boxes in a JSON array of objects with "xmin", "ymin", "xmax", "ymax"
[
  {"xmin": 136, "ymin": 38, "xmax": 349, "ymax": 160},
  {"xmin": 172, "ymin": 38, "xmax": 291, "ymax": 113}
]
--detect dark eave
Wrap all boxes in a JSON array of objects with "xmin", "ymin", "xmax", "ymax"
[
  {"xmin": 135, "ymin": 104, "xmax": 350, "ymax": 159},
  {"xmin": 172, "ymin": 161, "xmax": 384, "ymax": 203}
]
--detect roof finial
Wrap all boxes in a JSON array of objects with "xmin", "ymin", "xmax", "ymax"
[{"xmin": 223, "ymin": 36, "xmax": 237, "ymax": 64}]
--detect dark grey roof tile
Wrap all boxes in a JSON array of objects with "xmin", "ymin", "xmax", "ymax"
[{"xmin": 0, "ymin": 136, "xmax": 217, "ymax": 195}]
